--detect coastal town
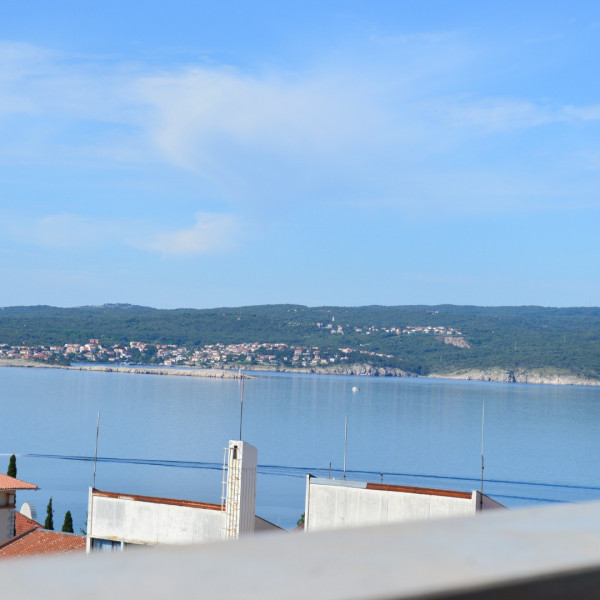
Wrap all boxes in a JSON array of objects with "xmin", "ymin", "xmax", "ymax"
[{"xmin": 0, "ymin": 323, "xmax": 463, "ymax": 370}]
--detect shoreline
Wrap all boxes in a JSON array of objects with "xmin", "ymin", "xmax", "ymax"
[
  {"xmin": 0, "ymin": 359, "xmax": 598, "ymax": 387},
  {"xmin": 427, "ymin": 368, "xmax": 600, "ymax": 387},
  {"xmin": 227, "ymin": 363, "xmax": 600, "ymax": 387},
  {"xmin": 0, "ymin": 359, "xmax": 244, "ymax": 380}
]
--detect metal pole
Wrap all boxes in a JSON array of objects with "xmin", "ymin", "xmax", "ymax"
[
  {"xmin": 93, "ymin": 412, "xmax": 100, "ymax": 489},
  {"xmin": 343, "ymin": 416, "xmax": 348, "ymax": 480},
  {"xmin": 239, "ymin": 372, "xmax": 245, "ymax": 441},
  {"xmin": 480, "ymin": 401, "xmax": 485, "ymax": 510}
]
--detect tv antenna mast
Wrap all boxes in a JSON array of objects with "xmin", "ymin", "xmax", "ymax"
[
  {"xmin": 343, "ymin": 416, "xmax": 348, "ymax": 480},
  {"xmin": 239, "ymin": 370, "xmax": 245, "ymax": 440},
  {"xmin": 93, "ymin": 412, "xmax": 100, "ymax": 489},
  {"xmin": 480, "ymin": 401, "xmax": 485, "ymax": 510}
]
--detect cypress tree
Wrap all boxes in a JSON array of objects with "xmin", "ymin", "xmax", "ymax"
[
  {"xmin": 7, "ymin": 455, "xmax": 18, "ymax": 537},
  {"xmin": 7, "ymin": 454, "xmax": 16, "ymax": 478},
  {"xmin": 61, "ymin": 511, "xmax": 74, "ymax": 533},
  {"xmin": 44, "ymin": 497, "xmax": 54, "ymax": 530}
]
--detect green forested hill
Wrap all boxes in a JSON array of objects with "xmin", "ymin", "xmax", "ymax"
[{"xmin": 1, "ymin": 304, "xmax": 599, "ymax": 379}]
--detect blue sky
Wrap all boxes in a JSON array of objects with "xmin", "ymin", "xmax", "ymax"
[{"xmin": 1, "ymin": 1, "xmax": 599, "ymax": 308}]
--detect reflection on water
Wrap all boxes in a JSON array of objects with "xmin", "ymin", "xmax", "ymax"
[{"xmin": 1, "ymin": 367, "xmax": 599, "ymax": 530}]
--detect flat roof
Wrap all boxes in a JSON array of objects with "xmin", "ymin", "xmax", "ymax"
[
  {"xmin": 309, "ymin": 477, "xmax": 473, "ymax": 499},
  {"xmin": 92, "ymin": 489, "xmax": 223, "ymax": 511},
  {"xmin": 366, "ymin": 483, "xmax": 472, "ymax": 500}
]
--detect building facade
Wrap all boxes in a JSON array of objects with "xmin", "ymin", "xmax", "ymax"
[
  {"xmin": 87, "ymin": 440, "xmax": 277, "ymax": 552},
  {"xmin": 304, "ymin": 477, "xmax": 505, "ymax": 532}
]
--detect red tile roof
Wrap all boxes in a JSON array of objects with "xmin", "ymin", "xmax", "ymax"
[
  {"xmin": 365, "ymin": 483, "xmax": 472, "ymax": 499},
  {"xmin": 14, "ymin": 511, "xmax": 41, "ymax": 536},
  {"xmin": 0, "ymin": 474, "xmax": 38, "ymax": 491},
  {"xmin": 0, "ymin": 528, "xmax": 85, "ymax": 559},
  {"xmin": 93, "ymin": 488, "xmax": 223, "ymax": 510}
]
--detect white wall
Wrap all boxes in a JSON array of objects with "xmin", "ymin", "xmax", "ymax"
[
  {"xmin": 87, "ymin": 491, "xmax": 222, "ymax": 547},
  {"xmin": 224, "ymin": 440, "xmax": 257, "ymax": 537},
  {"xmin": 0, "ymin": 508, "xmax": 11, "ymax": 543},
  {"xmin": 0, "ymin": 492, "xmax": 14, "ymax": 543},
  {"xmin": 305, "ymin": 479, "xmax": 504, "ymax": 532}
]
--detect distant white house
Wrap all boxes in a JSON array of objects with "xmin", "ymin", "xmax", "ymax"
[
  {"xmin": 87, "ymin": 440, "xmax": 280, "ymax": 552},
  {"xmin": 304, "ymin": 476, "xmax": 505, "ymax": 532}
]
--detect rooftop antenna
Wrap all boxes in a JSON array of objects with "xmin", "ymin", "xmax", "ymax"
[
  {"xmin": 239, "ymin": 370, "xmax": 245, "ymax": 441},
  {"xmin": 93, "ymin": 412, "xmax": 100, "ymax": 489},
  {"xmin": 343, "ymin": 416, "xmax": 348, "ymax": 480},
  {"xmin": 480, "ymin": 401, "xmax": 485, "ymax": 510}
]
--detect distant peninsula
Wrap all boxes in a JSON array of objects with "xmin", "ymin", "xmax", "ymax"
[{"xmin": 0, "ymin": 303, "xmax": 599, "ymax": 386}]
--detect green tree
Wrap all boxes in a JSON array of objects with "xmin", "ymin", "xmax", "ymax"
[
  {"xmin": 44, "ymin": 497, "xmax": 54, "ymax": 530},
  {"xmin": 7, "ymin": 454, "xmax": 16, "ymax": 478},
  {"xmin": 61, "ymin": 511, "xmax": 74, "ymax": 533},
  {"xmin": 297, "ymin": 512, "xmax": 305, "ymax": 527}
]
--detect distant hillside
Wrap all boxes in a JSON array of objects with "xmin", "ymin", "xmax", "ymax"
[{"xmin": 1, "ymin": 303, "xmax": 599, "ymax": 381}]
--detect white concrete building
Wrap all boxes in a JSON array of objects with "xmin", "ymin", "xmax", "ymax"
[
  {"xmin": 304, "ymin": 477, "xmax": 505, "ymax": 532},
  {"xmin": 87, "ymin": 440, "xmax": 278, "ymax": 552},
  {"xmin": 222, "ymin": 440, "xmax": 257, "ymax": 539}
]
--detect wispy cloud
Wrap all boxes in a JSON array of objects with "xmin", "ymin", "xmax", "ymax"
[
  {"xmin": 2, "ymin": 214, "xmax": 125, "ymax": 248},
  {"xmin": 135, "ymin": 66, "xmax": 386, "ymax": 172},
  {"xmin": 0, "ymin": 212, "xmax": 238, "ymax": 256},
  {"xmin": 440, "ymin": 98, "xmax": 600, "ymax": 132},
  {"xmin": 139, "ymin": 212, "xmax": 239, "ymax": 256},
  {"xmin": 1, "ymin": 37, "xmax": 600, "ymax": 218},
  {"xmin": 441, "ymin": 98, "xmax": 555, "ymax": 131},
  {"xmin": 561, "ymin": 104, "xmax": 600, "ymax": 121}
]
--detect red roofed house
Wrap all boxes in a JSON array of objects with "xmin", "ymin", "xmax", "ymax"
[
  {"xmin": 0, "ymin": 493, "xmax": 86, "ymax": 559},
  {"xmin": 0, "ymin": 474, "xmax": 38, "ymax": 543},
  {"xmin": 0, "ymin": 522, "xmax": 85, "ymax": 559},
  {"xmin": 14, "ymin": 510, "xmax": 40, "ymax": 536}
]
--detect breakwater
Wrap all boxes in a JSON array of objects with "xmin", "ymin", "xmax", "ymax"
[{"xmin": 0, "ymin": 359, "xmax": 243, "ymax": 379}]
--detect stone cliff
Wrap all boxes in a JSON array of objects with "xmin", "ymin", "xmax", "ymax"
[{"xmin": 434, "ymin": 368, "xmax": 600, "ymax": 387}]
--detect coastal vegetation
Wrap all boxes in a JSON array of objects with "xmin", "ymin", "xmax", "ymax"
[{"xmin": 0, "ymin": 304, "xmax": 598, "ymax": 382}]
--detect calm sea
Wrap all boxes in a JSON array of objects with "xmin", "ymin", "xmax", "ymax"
[{"xmin": 2, "ymin": 366, "xmax": 600, "ymax": 531}]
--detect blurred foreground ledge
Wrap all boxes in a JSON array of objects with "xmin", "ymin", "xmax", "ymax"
[{"xmin": 4, "ymin": 499, "xmax": 600, "ymax": 599}]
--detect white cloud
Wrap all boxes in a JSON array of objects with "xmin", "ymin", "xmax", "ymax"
[
  {"xmin": 0, "ymin": 42, "xmax": 121, "ymax": 119},
  {"xmin": 135, "ymin": 67, "xmax": 387, "ymax": 171},
  {"xmin": 1, "ymin": 39, "xmax": 600, "ymax": 218},
  {"xmin": 561, "ymin": 104, "xmax": 600, "ymax": 121},
  {"xmin": 441, "ymin": 98, "xmax": 555, "ymax": 131},
  {"xmin": 440, "ymin": 98, "xmax": 600, "ymax": 133},
  {"xmin": 136, "ymin": 212, "xmax": 239, "ymax": 256},
  {"xmin": 2, "ymin": 214, "xmax": 122, "ymax": 248},
  {"xmin": 0, "ymin": 212, "xmax": 238, "ymax": 256}
]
